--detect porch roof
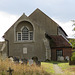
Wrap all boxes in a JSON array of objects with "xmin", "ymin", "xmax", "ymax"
[{"xmin": 49, "ymin": 35, "xmax": 72, "ymax": 48}]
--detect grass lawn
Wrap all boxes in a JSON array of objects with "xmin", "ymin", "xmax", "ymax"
[
  {"xmin": 41, "ymin": 62, "xmax": 55, "ymax": 74},
  {"xmin": 42, "ymin": 61, "xmax": 75, "ymax": 75},
  {"xmin": 58, "ymin": 62, "xmax": 75, "ymax": 75}
]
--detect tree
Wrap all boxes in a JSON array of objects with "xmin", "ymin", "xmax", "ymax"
[
  {"xmin": 69, "ymin": 39, "xmax": 75, "ymax": 48},
  {"xmin": 69, "ymin": 20, "xmax": 75, "ymax": 61}
]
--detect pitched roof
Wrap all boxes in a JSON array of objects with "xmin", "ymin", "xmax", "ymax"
[
  {"xmin": 3, "ymin": 8, "xmax": 67, "ymax": 38},
  {"xmin": 29, "ymin": 8, "xmax": 67, "ymax": 36},
  {"xmin": 29, "ymin": 8, "xmax": 58, "ymax": 25},
  {"xmin": 58, "ymin": 26, "xmax": 67, "ymax": 36},
  {"xmin": 49, "ymin": 35, "xmax": 72, "ymax": 48},
  {"xmin": 4, "ymin": 13, "xmax": 27, "ymax": 36}
]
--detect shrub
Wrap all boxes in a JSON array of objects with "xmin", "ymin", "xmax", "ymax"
[
  {"xmin": 71, "ymin": 52, "xmax": 75, "ymax": 61},
  {"xmin": 69, "ymin": 52, "xmax": 75, "ymax": 65}
]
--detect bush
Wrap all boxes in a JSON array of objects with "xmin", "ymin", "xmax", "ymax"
[
  {"xmin": 45, "ymin": 59, "xmax": 51, "ymax": 62},
  {"xmin": 71, "ymin": 52, "xmax": 75, "ymax": 61},
  {"xmin": 69, "ymin": 52, "xmax": 75, "ymax": 65}
]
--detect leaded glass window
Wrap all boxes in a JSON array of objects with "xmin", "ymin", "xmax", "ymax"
[
  {"xmin": 57, "ymin": 50, "xmax": 63, "ymax": 57},
  {"xmin": 30, "ymin": 32, "xmax": 33, "ymax": 40},
  {"xmin": 17, "ymin": 32, "xmax": 21, "ymax": 41},
  {"xmin": 22, "ymin": 27, "xmax": 29, "ymax": 40},
  {"xmin": 17, "ymin": 26, "xmax": 33, "ymax": 41}
]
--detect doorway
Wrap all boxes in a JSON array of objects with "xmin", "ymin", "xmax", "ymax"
[{"xmin": 56, "ymin": 50, "xmax": 63, "ymax": 60}]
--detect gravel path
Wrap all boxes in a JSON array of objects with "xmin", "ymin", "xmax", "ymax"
[{"xmin": 53, "ymin": 64, "xmax": 63, "ymax": 74}]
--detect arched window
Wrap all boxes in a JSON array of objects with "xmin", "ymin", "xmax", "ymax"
[
  {"xmin": 17, "ymin": 26, "xmax": 33, "ymax": 41},
  {"xmin": 22, "ymin": 27, "xmax": 29, "ymax": 40}
]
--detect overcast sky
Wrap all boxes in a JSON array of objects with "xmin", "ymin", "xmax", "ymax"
[{"xmin": 0, "ymin": 0, "xmax": 75, "ymax": 41}]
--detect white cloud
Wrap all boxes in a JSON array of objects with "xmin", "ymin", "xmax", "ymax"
[
  {"xmin": 0, "ymin": 11, "xmax": 19, "ymax": 41},
  {"xmin": 52, "ymin": 18, "xmax": 75, "ymax": 38},
  {"xmin": 58, "ymin": 21, "xmax": 74, "ymax": 36}
]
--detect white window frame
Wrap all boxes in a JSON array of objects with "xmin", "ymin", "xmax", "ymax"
[
  {"xmin": 29, "ymin": 31, "xmax": 33, "ymax": 40},
  {"xmin": 17, "ymin": 32, "xmax": 22, "ymax": 41},
  {"xmin": 17, "ymin": 27, "xmax": 33, "ymax": 41}
]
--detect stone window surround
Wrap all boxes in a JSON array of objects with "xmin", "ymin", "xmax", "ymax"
[{"xmin": 14, "ymin": 19, "xmax": 35, "ymax": 43}]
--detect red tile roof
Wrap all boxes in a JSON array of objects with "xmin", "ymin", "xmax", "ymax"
[{"xmin": 49, "ymin": 35, "xmax": 72, "ymax": 48}]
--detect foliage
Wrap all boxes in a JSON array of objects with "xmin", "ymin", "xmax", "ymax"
[
  {"xmin": 69, "ymin": 39, "xmax": 75, "ymax": 61},
  {"xmin": 72, "ymin": 20, "xmax": 75, "ymax": 31},
  {"xmin": 1, "ymin": 58, "xmax": 75, "ymax": 75},
  {"xmin": 0, "ymin": 58, "xmax": 51, "ymax": 75},
  {"xmin": 69, "ymin": 39, "xmax": 75, "ymax": 48},
  {"xmin": 71, "ymin": 52, "xmax": 75, "ymax": 61}
]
